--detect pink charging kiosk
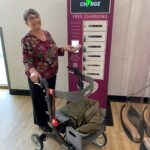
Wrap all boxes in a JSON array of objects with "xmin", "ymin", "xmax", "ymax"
[{"xmin": 67, "ymin": 0, "xmax": 114, "ymax": 109}]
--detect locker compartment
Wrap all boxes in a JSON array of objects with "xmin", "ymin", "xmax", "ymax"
[
  {"xmin": 84, "ymin": 32, "xmax": 106, "ymax": 42},
  {"xmin": 83, "ymin": 60, "xmax": 104, "ymax": 70},
  {"xmin": 83, "ymin": 42, "xmax": 106, "ymax": 52},
  {"xmin": 84, "ymin": 21, "xmax": 107, "ymax": 32},
  {"xmin": 83, "ymin": 69, "xmax": 104, "ymax": 80},
  {"xmin": 83, "ymin": 51, "xmax": 105, "ymax": 61}
]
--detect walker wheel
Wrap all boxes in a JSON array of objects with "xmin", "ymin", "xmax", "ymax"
[
  {"xmin": 93, "ymin": 133, "xmax": 107, "ymax": 147},
  {"xmin": 31, "ymin": 134, "xmax": 43, "ymax": 150}
]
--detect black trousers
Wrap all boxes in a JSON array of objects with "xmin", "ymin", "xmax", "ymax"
[{"xmin": 28, "ymin": 75, "xmax": 56, "ymax": 126}]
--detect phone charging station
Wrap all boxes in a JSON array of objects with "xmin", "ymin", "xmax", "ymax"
[{"xmin": 67, "ymin": 0, "xmax": 114, "ymax": 111}]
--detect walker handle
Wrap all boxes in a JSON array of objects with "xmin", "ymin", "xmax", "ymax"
[{"xmin": 67, "ymin": 66, "xmax": 82, "ymax": 76}]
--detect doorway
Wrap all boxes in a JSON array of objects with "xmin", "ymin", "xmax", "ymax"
[{"xmin": 0, "ymin": 28, "xmax": 9, "ymax": 89}]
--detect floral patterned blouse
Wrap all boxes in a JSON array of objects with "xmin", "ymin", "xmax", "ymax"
[{"xmin": 21, "ymin": 30, "xmax": 64, "ymax": 79}]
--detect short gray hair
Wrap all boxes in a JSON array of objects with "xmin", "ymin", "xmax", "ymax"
[{"xmin": 23, "ymin": 9, "xmax": 40, "ymax": 21}]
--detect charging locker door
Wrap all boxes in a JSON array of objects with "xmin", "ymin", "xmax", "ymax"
[
  {"xmin": 84, "ymin": 21, "xmax": 107, "ymax": 32},
  {"xmin": 83, "ymin": 60, "xmax": 104, "ymax": 70},
  {"xmin": 83, "ymin": 51, "xmax": 105, "ymax": 61},
  {"xmin": 84, "ymin": 32, "xmax": 106, "ymax": 42},
  {"xmin": 83, "ymin": 42, "xmax": 106, "ymax": 52}
]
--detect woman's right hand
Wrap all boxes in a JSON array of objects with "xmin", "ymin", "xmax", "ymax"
[{"xmin": 29, "ymin": 68, "xmax": 41, "ymax": 83}]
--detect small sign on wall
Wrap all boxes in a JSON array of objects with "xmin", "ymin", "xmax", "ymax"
[{"xmin": 71, "ymin": 0, "xmax": 111, "ymax": 13}]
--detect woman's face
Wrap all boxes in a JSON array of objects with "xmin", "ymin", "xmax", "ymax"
[{"xmin": 26, "ymin": 14, "xmax": 41, "ymax": 30}]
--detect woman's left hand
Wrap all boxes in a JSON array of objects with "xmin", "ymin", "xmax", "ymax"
[{"xmin": 64, "ymin": 45, "xmax": 82, "ymax": 53}]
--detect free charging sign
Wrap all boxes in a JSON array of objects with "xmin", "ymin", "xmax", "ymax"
[{"xmin": 71, "ymin": 0, "xmax": 111, "ymax": 13}]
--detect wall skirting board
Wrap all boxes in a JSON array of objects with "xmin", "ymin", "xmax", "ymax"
[
  {"xmin": 10, "ymin": 89, "xmax": 30, "ymax": 96},
  {"xmin": 9, "ymin": 89, "xmax": 149, "ymax": 103}
]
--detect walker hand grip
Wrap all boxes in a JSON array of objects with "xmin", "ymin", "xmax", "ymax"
[
  {"xmin": 35, "ymin": 78, "xmax": 49, "ymax": 90},
  {"xmin": 67, "ymin": 66, "xmax": 82, "ymax": 76}
]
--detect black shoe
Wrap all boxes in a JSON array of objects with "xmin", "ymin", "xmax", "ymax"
[{"xmin": 40, "ymin": 125, "xmax": 52, "ymax": 132}]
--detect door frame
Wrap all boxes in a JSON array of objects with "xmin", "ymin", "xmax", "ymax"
[{"xmin": 0, "ymin": 27, "xmax": 11, "ymax": 90}]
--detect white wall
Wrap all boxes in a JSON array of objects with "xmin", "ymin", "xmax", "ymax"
[
  {"xmin": 108, "ymin": 0, "xmax": 132, "ymax": 96},
  {"xmin": 0, "ymin": 0, "xmax": 149, "ymax": 96},
  {"xmin": 0, "ymin": 0, "xmax": 68, "ymax": 91}
]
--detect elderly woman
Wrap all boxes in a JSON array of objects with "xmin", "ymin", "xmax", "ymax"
[{"xmin": 21, "ymin": 9, "xmax": 81, "ymax": 132}]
